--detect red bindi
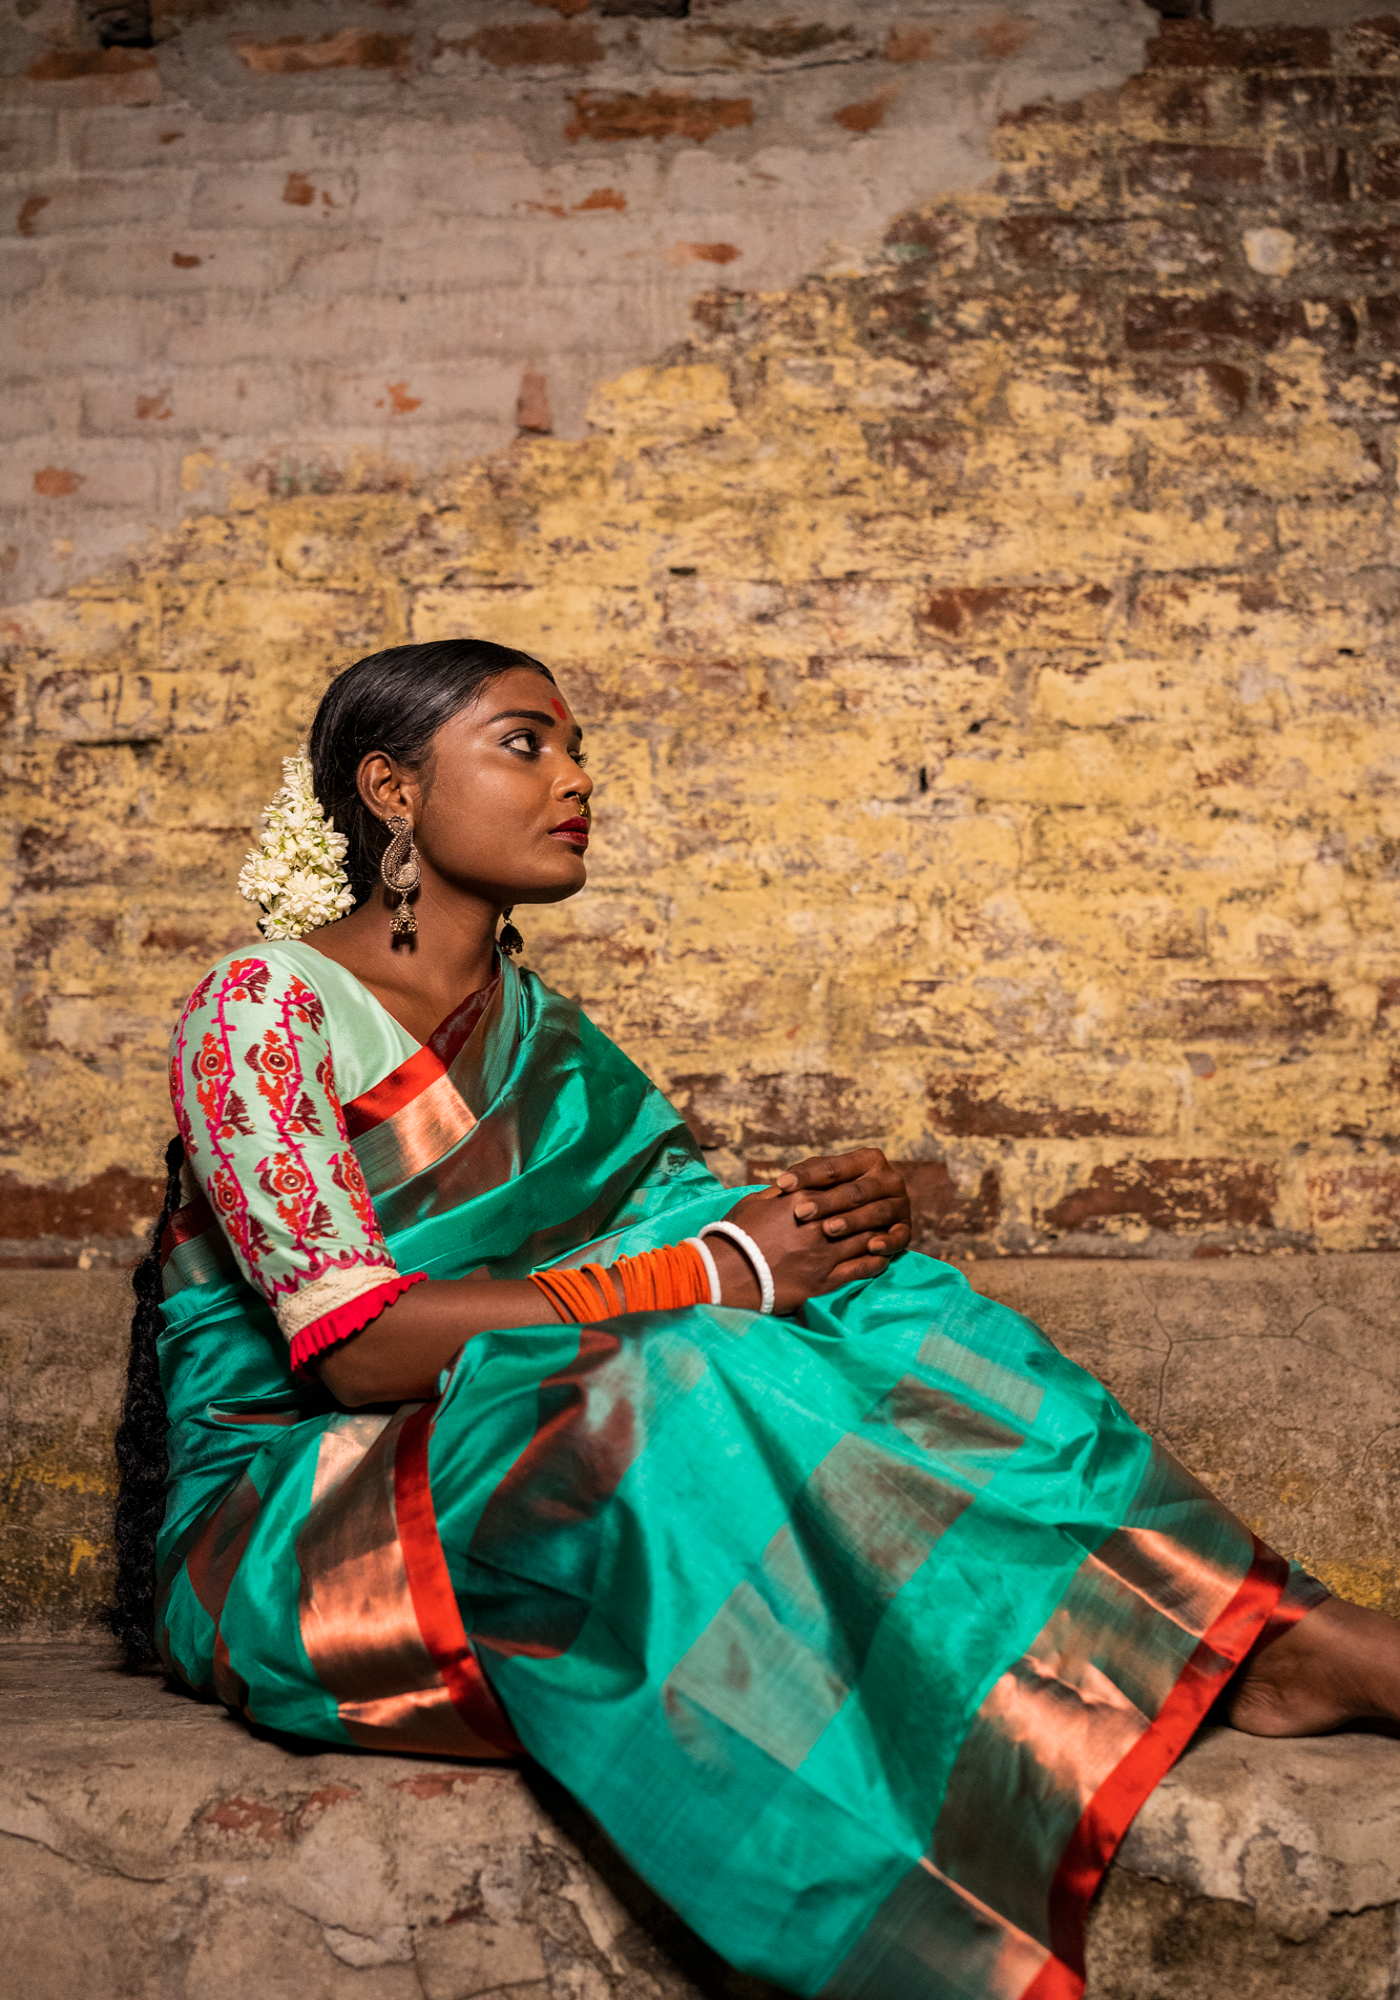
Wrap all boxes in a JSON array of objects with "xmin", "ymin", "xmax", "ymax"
[{"xmin": 549, "ymin": 697, "xmax": 567, "ymax": 719}]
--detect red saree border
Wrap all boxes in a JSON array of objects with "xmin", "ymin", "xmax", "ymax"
[
  {"xmin": 343, "ymin": 976, "xmax": 499, "ymax": 1137},
  {"xmin": 1024, "ymin": 1536, "xmax": 1289, "ymax": 2000},
  {"xmin": 344, "ymin": 1045, "xmax": 447, "ymax": 1137},
  {"xmin": 393, "ymin": 1401, "xmax": 523, "ymax": 1756}
]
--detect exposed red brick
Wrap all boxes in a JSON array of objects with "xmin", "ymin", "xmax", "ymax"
[
  {"xmin": 887, "ymin": 26, "xmax": 936, "ymax": 63},
  {"xmin": 135, "ymin": 391, "xmax": 172, "ymax": 420},
  {"xmin": 1124, "ymin": 292, "xmax": 1313, "ymax": 354},
  {"xmin": 0, "ymin": 1167, "xmax": 164, "ymax": 1243},
  {"xmin": 1041, "ymin": 1158, "xmax": 1277, "ymax": 1234},
  {"xmin": 1125, "ymin": 360, "xmax": 1250, "ymax": 416},
  {"xmin": 171, "ymin": 251, "xmax": 201, "ymax": 268},
  {"xmin": 1366, "ymin": 141, "xmax": 1400, "ymax": 200},
  {"xmin": 1342, "ymin": 17, "xmax": 1400, "ymax": 71},
  {"xmin": 1167, "ymin": 977, "xmax": 1337, "ymax": 1040},
  {"xmin": 282, "ymin": 171, "xmax": 315, "ymax": 207},
  {"xmin": 16, "ymin": 195, "xmax": 50, "ymax": 237},
  {"xmin": 27, "ymin": 47, "xmax": 157, "ymax": 82},
  {"xmin": 882, "ymin": 210, "xmax": 968, "ymax": 267},
  {"xmin": 389, "ymin": 1770, "xmax": 487, "ymax": 1798},
  {"xmin": 235, "ymin": 31, "xmax": 411, "ymax": 75},
  {"xmin": 690, "ymin": 289, "xmax": 749, "ymax": 334},
  {"xmin": 668, "ymin": 1070, "xmax": 870, "ymax": 1151},
  {"xmin": 1308, "ymin": 1162, "xmax": 1400, "ymax": 1225},
  {"xmin": 916, "ymin": 581, "xmax": 1111, "ymax": 639},
  {"xmin": 722, "ymin": 23, "xmax": 855, "ymax": 59},
  {"xmin": 926, "ymin": 1075, "xmax": 1150, "ymax": 1139},
  {"xmin": 1319, "ymin": 225, "xmax": 1400, "ymax": 274},
  {"xmin": 33, "ymin": 467, "xmax": 84, "ymax": 498},
  {"xmin": 1147, "ymin": 21, "xmax": 1330, "ymax": 73},
  {"xmin": 200, "ymin": 1795, "xmax": 287, "ymax": 1842},
  {"xmin": 834, "ymin": 97, "xmax": 890, "ymax": 134},
  {"xmin": 516, "ymin": 368, "xmax": 552, "ymax": 434},
  {"xmin": 376, "ymin": 382, "xmax": 422, "ymax": 415},
  {"xmin": 1123, "ymin": 143, "xmax": 1266, "ymax": 201},
  {"xmin": 668, "ymin": 241, "xmax": 740, "ymax": 266},
  {"xmin": 442, "ymin": 21, "xmax": 603, "ymax": 68},
  {"xmin": 898, "ymin": 1162, "xmax": 1002, "ymax": 1241},
  {"xmin": 574, "ymin": 186, "xmax": 626, "ymax": 212},
  {"xmin": 975, "ymin": 15, "xmax": 1034, "ymax": 60},
  {"xmin": 884, "ymin": 429, "xmax": 967, "ymax": 480},
  {"xmin": 1242, "ymin": 72, "xmax": 1338, "ymax": 126},
  {"xmin": 565, "ymin": 90, "xmax": 753, "ymax": 144},
  {"xmin": 287, "ymin": 1784, "xmax": 360, "ymax": 1836}
]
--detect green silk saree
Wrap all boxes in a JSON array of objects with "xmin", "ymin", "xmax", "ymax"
[{"xmin": 157, "ymin": 945, "xmax": 1323, "ymax": 2000}]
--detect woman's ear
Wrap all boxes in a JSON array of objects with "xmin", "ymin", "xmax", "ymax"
[{"xmin": 357, "ymin": 752, "xmax": 415, "ymax": 823}]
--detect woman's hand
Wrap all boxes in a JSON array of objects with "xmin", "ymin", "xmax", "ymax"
[
  {"xmin": 712, "ymin": 1148, "xmax": 912, "ymax": 1314},
  {"xmin": 776, "ymin": 1148, "xmax": 912, "ymax": 1260}
]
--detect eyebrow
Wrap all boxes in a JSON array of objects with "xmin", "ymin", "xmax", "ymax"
[{"xmin": 488, "ymin": 707, "xmax": 583, "ymax": 743}]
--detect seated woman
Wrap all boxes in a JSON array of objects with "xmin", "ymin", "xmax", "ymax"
[{"xmin": 113, "ymin": 638, "xmax": 1400, "ymax": 2000}]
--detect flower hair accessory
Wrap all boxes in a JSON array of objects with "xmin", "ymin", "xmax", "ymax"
[{"xmin": 237, "ymin": 748, "xmax": 356, "ymax": 940}]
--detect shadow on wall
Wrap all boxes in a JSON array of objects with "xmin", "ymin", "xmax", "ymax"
[{"xmin": 3, "ymin": 11, "xmax": 1400, "ymax": 1272}]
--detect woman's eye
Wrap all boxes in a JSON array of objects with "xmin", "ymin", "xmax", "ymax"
[{"xmin": 503, "ymin": 732, "xmax": 538, "ymax": 756}]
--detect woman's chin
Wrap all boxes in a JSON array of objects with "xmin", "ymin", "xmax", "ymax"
[{"xmin": 517, "ymin": 861, "xmax": 589, "ymax": 906}]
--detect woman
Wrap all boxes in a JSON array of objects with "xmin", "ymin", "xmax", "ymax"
[{"xmin": 114, "ymin": 638, "xmax": 1400, "ymax": 2000}]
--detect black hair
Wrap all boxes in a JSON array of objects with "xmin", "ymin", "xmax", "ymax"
[
  {"xmin": 309, "ymin": 638, "xmax": 556, "ymax": 908},
  {"xmin": 111, "ymin": 639, "xmax": 554, "ymax": 1663},
  {"xmin": 110, "ymin": 1132, "xmax": 183, "ymax": 1665}
]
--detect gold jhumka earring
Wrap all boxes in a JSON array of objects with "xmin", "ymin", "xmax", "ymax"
[
  {"xmin": 498, "ymin": 909, "xmax": 524, "ymax": 958},
  {"xmin": 380, "ymin": 815, "xmax": 421, "ymax": 938}
]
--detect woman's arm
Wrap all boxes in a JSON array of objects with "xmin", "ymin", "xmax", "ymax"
[
  {"xmin": 319, "ymin": 1250, "xmax": 765, "ymax": 1405},
  {"xmin": 316, "ymin": 1276, "xmax": 558, "ymax": 1406},
  {"xmin": 319, "ymin": 1150, "xmax": 912, "ymax": 1406}
]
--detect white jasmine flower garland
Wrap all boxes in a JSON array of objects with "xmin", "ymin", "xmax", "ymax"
[{"xmin": 238, "ymin": 749, "xmax": 356, "ymax": 940}]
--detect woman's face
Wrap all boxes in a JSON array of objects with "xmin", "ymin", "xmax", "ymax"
[{"xmin": 363, "ymin": 666, "xmax": 594, "ymax": 909}]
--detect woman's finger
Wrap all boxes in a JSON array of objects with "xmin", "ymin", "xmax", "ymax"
[
  {"xmin": 818, "ymin": 1252, "xmax": 890, "ymax": 1292},
  {"xmin": 819, "ymin": 1196, "xmax": 907, "ymax": 1239},
  {"xmin": 774, "ymin": 1149, "xmax": 888, "ymax": 1198},
  {"xmin": 789, "ymin": 1167, "xmax": 903, "ymax": 1223},
  {"xmin": 866, "ymin": 1223, "xmax": 912, "ymax": 1257}
]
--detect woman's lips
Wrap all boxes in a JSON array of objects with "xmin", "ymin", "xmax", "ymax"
[{"xmin": 548, "ymin": 817, "xmax": 590, "ymax": 848}]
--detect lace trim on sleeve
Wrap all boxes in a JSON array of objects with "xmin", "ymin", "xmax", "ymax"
[{"xmin": 286, "ymin": 1270, "xmax": 428, "ymax": 1377}]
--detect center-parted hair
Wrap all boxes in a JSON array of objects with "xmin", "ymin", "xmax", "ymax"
[{"xmin": 308, "ymin": 638, "xmax": 556, "ymax": 908}]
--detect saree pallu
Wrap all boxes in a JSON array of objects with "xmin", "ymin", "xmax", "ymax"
[{"xmin": 156, "ymin": 955, "xmax": 1321, "ymax": 2000}]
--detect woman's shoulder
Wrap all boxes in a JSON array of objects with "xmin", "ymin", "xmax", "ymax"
[{"xmin": 175, "ymin": 939, "xmax": 356, "ymax": 1029}]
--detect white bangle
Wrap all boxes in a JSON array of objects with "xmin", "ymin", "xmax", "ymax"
[
  {"xmin": 684, "ymin": 1236, "xmax": 723, "ymax": 1307},
  {"xmin": 699, "ymin": 1220, "xmax": 776, "ymax": 1316}
]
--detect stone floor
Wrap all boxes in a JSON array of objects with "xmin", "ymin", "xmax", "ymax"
[{"xmin": 5, "ymin": 1645, "xmax": 1399, "ymax": 2000}]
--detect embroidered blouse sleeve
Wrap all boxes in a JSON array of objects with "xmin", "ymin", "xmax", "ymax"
[{"xmin": 170, "ymin": 954, "xmax": 425, "ymax": 1373}]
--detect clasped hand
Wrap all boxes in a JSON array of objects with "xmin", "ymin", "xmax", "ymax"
[{"xmin": 712, "ymin": 1148, "xmax": 913, "ymax": 1314}]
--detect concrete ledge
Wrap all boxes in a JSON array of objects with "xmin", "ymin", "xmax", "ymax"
[
  {"xmin": 5, "ymin": 1647, "xmax": 1398, "ymax": 1999},
  {"xmin": 7, "ymin": 1256, "xmax": 1400, "ymax": 1638}
]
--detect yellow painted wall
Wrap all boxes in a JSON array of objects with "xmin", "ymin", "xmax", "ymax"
[{"xmin": 6, "ymin": 19, "xmax": 1400, "ymax": 1261}]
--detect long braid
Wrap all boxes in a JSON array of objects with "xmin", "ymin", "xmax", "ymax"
[{"xmin": 109, "ymin": 1133, "xmax": 184, "ymax": 1665}]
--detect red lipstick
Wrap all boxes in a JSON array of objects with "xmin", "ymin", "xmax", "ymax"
[{"xmin": 549, "ymin": 816, "xmax": 590, "ymax": 848}]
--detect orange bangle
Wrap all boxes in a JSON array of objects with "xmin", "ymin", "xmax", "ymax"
[{"xmin": 529, "ymin": 1242, "xmax": 709, "ymax": 1323}]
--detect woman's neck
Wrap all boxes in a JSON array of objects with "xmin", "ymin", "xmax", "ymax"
[{"xmin": 300, "ymin": 883, "xmax": 501, "ymax": 1046}]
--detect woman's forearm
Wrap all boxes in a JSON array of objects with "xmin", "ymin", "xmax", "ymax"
[
  {"xmin": 316, "ymin": 1277, "xmax": 558, "ymax": 1406},
  {"xmin": 318, "ymin": 1243, "xmax": 765, "ymax": 1408}
]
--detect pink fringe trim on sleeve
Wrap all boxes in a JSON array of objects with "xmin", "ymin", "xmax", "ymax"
[{"xmin": 288, "ymin": 1270, "xmax": 428, "ymax": 1377}]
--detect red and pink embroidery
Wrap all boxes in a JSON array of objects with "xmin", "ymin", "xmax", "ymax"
[{"xmin": 171, "ymin": 955, "xmax": 395, "ymax": 1320}]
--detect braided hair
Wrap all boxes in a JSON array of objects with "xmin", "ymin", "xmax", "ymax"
[
  {"xmin": 109, "ymin": 1134, "xmax": 183, "ymax": 1664},
  {"xmin": 110, "ymin": 639, "xmax": 556, "ymax": 1663}
]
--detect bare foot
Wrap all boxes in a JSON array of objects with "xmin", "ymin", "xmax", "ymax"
[{"xmin": 1226, "ymin": 1598, "xmax": 1400, "ymax": 1737}]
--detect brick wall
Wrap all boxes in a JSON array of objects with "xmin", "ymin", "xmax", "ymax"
[
  {"xmin": 7, "ymin": 4, "xmax": 1400, "ymax": 1269},
  {"xmin": 0, "ymin": 0, "xmax": 1145, "ymax": 605}
]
